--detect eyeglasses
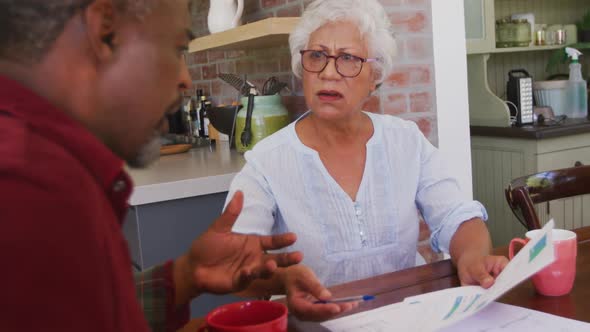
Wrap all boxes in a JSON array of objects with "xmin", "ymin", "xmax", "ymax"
[{"xmin": 299, "ymin": 50, "xmax": 377, "ymax": 78}]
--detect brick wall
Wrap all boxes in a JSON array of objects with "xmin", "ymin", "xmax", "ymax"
[{"xmin": 190, "ymin": 0, "xmax": 441, "ymax": 263}]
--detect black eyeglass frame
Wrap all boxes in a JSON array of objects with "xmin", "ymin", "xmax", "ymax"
[{"xmin": 299, "ymin": 50, "xmax": 378, "ymax": 78}]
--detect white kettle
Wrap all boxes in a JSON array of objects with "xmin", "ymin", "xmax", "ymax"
[{"xmin": 207, "ymin": 0, "xmax": 244, "ymax": 34}]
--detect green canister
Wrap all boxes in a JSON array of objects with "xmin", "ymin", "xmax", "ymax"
[{"xmin": 235, "ymin": 94, "xmax": 290, "ymax": 153}]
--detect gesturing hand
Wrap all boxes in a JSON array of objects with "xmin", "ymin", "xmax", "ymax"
[
  {"xmin": 175, "ymin": 191, "xmax": 303, "ymax": 302},
  {"xmin": 284, "ymin": 265, "xmax": 358, "ymax": 322}
]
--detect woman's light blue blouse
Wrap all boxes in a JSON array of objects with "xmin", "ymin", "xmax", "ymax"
[{"xmin": 226, "ymin": 112, "xmax": 487, "ymax": 286}]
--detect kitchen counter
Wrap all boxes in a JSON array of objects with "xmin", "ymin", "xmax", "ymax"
[
  {"xmin": 470, "ymin": 118, "xmax": 590, "ymax": 139},
  {"xmin": 128, "ymin": 142, "xmax": 245, "ymax": 205}
]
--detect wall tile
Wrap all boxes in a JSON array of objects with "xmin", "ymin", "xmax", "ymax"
[
  {"xmin": 202, "ymin": 64, "xmax": 218, "ymax": 80},
  {"xmin": 405, "ymin": 0, "xmax": 429, "ymax": 7},
  {"xmin": 256, "ymin": 59, "xmax": 280, "ymax": 73},
  {"xmin": 235, "ymin": 59, "xmax": 256, "ymax": 75},
  {"xmin": 383, "ymin": 93, "xmax": 408, "ymax": 115},
  {"xmin": 389, "ymin": 11, "xmax": 429, "ymax": 33},
  {"xmin": 404, "ymin": 37, "xmax": 434, "ymax": 61},
  {"xmin": 189, "ymin": 51, "xmax": 208, "ymax": 65},
  {"xmin": 208, "ymin": 50, "xmax": 225, "ymax": 62},
  {"xmin": 385, "ymin": 65, "xmax": 431, "ymax": 88},
  {"xmin": 381, "ymin": 0, "xmax": 405, "ymax": 6},
  {"xmin": 217, "ymin": 61, "xmax": 236, "ymax": 74},
  {"xmin": 410, "ymin": 115, "xmax": 434, "ymax": 140},
  {"xmin": 410, "ymin": 91, "xmax": 433, "ymax": 113},
  {"xmin": 189, "ymin": 66, "xmax": 202, "ymax": 81},
  {"xmin": 261, "ymin": 0, "xmax": 288, "ymax": 9},
  {"xmin": 277, "ymin": 4, "xmax": 303, "ymax": 17},
  {"xmin": 363, "ymin": 95, "xmax": 382, "ymax": 113}
]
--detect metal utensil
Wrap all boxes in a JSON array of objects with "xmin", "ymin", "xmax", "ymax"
[
  {"xmin": 267, "ymin": 81, "xmax": 288, "ymax": 95},
  {"xmin": 262, "ymin": 76, "xmax": 288, "ymax": 95},
  {"xmin": 240, "ymin": 87, "xmax": 256, "ymax": 147},
  {"xmin": 218, "ymin": 73, "xmax": 258, "ymax": 95}
]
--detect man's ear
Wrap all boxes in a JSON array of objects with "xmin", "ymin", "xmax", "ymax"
[{"xmin": 83, "ymin": 0, "xmax": 118, "ymax": 62}]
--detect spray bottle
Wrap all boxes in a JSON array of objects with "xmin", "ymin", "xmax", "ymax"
[{"xmin": 565, "ymin": 47, "xmax": 588, "ymax": 118}]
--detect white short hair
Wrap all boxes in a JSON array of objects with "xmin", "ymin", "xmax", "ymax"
[{"xmin": 289, "ymin": 0, "xmax": 397, "ymax": 84}]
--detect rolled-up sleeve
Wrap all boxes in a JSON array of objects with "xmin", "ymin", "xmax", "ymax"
[
  {"xmin": 225, "ymin": 154, "xmax": 277, "ymax": 235},
  {"xmin": 414, "ymin": 126, "xmax": 488, "ymax": 254}
]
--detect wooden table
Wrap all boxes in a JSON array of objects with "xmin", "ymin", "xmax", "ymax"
[{"xmin": 180, "ymin": 227, "xmax": 590, "ymax": 331}]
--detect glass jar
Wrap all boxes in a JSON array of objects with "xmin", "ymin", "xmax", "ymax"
[
  {"xmin": 496, "ymin": 18, "xmax": 531, "ymax": 48},
  {"xmin": 513, "ymin": 19, "xmax": 532, "ymax": 46},
  {"xmin": 234, "ymin": 94, "xmax": 289, "ymax": 153},
  {"xmin": 496, "ymin": 18, "xmax": 517, "ymax": 48},
  {"xmin": 535, "ymin": 27, "xmax": 547, "ymax": 46}
]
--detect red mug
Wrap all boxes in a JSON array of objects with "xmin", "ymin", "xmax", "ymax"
[
  {"xmin": 198, "ymin": 300, "xmax": 287, "ymax": 332},
  {"xmin": 509, "ymin": 229, "xmax": 577, "ymax": 296}
]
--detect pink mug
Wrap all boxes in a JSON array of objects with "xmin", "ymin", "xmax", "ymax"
[
  {"xmin": 198, "ymin": 300, "xmax": 287, "ymax": 332},
  {"xmin": 509, "ymin": 229, "xmax": 577, "ymax": 296}
]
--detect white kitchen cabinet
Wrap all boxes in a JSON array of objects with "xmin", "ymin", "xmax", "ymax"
[
  {"xmin": 471, "ymin": 129, "xmax": 590, "ymax": 246},
  {"xmin": 464, "ymin": 0, "xmax": 495, "ymax": 54},
  {"xmin": 464, "ymin": 0, "xmax": 589, "ymax": 127}
]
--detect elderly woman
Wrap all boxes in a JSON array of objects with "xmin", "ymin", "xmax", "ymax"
[{"xmin": 230, "ymin": 0, "xmax": 508, "ymax": 321}]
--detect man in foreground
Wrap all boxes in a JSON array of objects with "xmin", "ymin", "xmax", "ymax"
[{"xmin": 0, "ymin": 1, "xmax": 301, "ymax": 330}]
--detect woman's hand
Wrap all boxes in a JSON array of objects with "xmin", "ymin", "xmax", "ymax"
[
  {"xmin": 450, "ymin": 218, "xmax": 509, "ymax": 288},
  {"xmin": 456, "ymin": 251, "xmax": 509, "ymax": 288},
  {"xmin": 283, "ymin": 265, "xmax": 358, "ymax": 321}
]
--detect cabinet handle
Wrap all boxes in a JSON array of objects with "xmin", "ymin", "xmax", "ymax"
[{"xmin": 575, "ymin": 161, "xmax": 584, "ymax": 167}]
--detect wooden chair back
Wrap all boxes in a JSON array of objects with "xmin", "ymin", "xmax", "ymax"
[{"xmin": 505, "ymin": 165, "xmax": 590, "ymax": 230}]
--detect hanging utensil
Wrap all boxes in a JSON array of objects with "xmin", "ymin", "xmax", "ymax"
[
  {"xmin": 262, "ymin": 76, "xmax": 277, "ymax": 95},
  {"xmin": 218, "ymin": 73, "xmax": 259, "ymax": 95},
  {"xmin": 262, "ymin": 76, "xmax": 288, "ymax": 95},
  {"xmin": 240, "ymin": 86, "xmax": 257, "ymax": 147},
  {"xmin": 266, "ymin": 81, "xmax": 288, "ymax": 95},
  {"xmin": 218, "ymin": 73, "xmax": 248, "ymax": 95}
]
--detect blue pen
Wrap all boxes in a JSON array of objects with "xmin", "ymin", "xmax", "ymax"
[{"xmin": 314, "ymin": 295, "xmax": 375, "ymax": 304}]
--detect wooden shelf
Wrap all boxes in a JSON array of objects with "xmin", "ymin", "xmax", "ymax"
[
  {"xmin": 188, "ymin": 17, "xmax": 299, "ymax": 53},
  {"xmin": 468, "ymin": 44, "xmax": 569, "ymax": 55},
  {"xmin": 490, "ymin": 44, "xmax": 569, "ymax": 54}
]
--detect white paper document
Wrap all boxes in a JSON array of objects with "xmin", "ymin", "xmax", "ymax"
[
  {"xmin": 297, "ymin": 219, "xmax": 587, "ymax": 332},
  {"xmin": 439, "ymin": 302, "xmax": 590, "ymax": 332},
  {"xmin": 306, "ymin": 302, "xmax": 590, "ymax": 332}
]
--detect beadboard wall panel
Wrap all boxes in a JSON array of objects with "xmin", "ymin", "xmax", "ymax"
[{"xmin": 472, "ymin": 146, "xmax": 527, "ymax": 245}]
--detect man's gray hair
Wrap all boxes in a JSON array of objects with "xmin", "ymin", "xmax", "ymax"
[
  {"xmin": 289, "ymin": 0, "xmax": 397, "ymax": 84},
  {"xmin": 0, "ymin": 0, "xmax": 156, "ymax": 63}
]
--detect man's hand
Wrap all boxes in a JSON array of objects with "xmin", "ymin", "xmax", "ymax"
[
  {"xmin": 456, "ymin": 252, "xmax": 508, "ymax": 288},
  {"xmin": 173, "ymin": 191, "xmax": 303, "ymax": 305},
  {"xmin": 283, "ymin": 265, "xmax": 357, "ymax": 322}
]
